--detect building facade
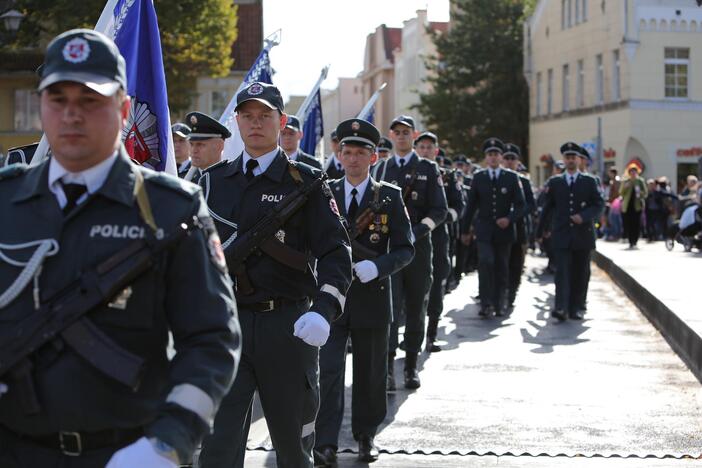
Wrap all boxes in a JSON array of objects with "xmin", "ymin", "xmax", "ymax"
[{"xmin": 525, "ymin": 0, "xmax": 702, "ymax": 190}]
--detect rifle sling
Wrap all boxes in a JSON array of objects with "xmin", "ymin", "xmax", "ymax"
[{"xmin": 259, "ymin": 238, "xmax": 310, "ymax": 272}]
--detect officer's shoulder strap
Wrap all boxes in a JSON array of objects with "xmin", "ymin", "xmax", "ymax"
[
  {"xmin": 0, "ymin": 163, "xmax": 29, "ymax": 181},
  {"xmin": 379, "ymin": 180, "xmax": 401, "ymax": 192},
  {"xmin": 142, "ymin": 169, "xmax": 199, "ymax": 198},
  {"xmin": 202, "ymin": 159, "xmax": 230, "ymax": 175}
]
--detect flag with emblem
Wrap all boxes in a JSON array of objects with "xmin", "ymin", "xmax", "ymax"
[
  {"xmin": 95, "ymin": 0, "xmax": 176, "ymax": 174},
  {"xmin": 300, "ymin": 89, "xmax": 323, "ymax": 155},
  {"xmin": 220, "ymin": 45, "xmax": 275, "ymax": 160}
]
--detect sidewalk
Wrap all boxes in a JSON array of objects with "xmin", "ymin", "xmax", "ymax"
[{"xmin": 593, "ymin": 239, "xmax": 702, "ymax": 379}]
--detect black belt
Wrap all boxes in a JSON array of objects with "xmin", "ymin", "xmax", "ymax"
[
  {"xmin": 237, "ymin": 298, "xmax": 308, "ymax": 313},
  {"xmin": 4, "ymin": 426, "xmax": 143, "ymax": 456}
]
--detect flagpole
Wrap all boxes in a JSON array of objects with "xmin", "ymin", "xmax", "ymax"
[
  {"xmin": 357, "ymin": 82, "xmax": 387, "ymax": 120},
  {"xmin": 296, "ymin": 65, "xmax": 329, "ymax": 121},
  {"xmin": 30, "ymin": 0, "xmax": 122, "ymax": 168}
]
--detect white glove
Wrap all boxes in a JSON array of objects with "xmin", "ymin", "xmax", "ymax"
[
  {"xmin": 105, "ymin": 437, "xmax": 177, "ymax": 468},
  {"xmin": 0, "ymin": 382, "xmax": 7, "ymax": 398},
  {"xmin": 353, "ymin": 260, "xmax": 379, "ymax": 283},
  {"xmin": 293, "ymin": 311, "xmax": 330, "ymax": 347}
]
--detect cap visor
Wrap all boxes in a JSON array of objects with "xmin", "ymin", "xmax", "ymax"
[
  {"xmin": 341, "ymin": 136, "xmax": 376, "ymax": 148},
  {"xmin": 173, "ymin": 131, "xmax": 190, "ymax": 138},
  {"xmin": 390, "ymin": 121, "xmax": 413, "ymax": 130},
  {"xmin": 235, "ymin": 97, "xmax": 278, "ymax": 112},
  {"xmin": 39, "ymin": 71, "xmax": 121, "ymax": 96}
]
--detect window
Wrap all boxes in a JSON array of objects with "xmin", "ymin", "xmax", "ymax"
[
  {"xmin": 562, "ymin": 64, "xmax": 570, "ymax": 111},
  {"xmin": 583, "ymin": 0, "xmax": 588, "ymax": 21},
  {"xmin": 536, "ymin": 72, "xmax": 542, "ymax": 116},
  {"xmin": 665, "ymin": 47, "xmax": 689, "ymax": 99},
  {"xmin": 547, "ymin": 68, "xmax": 553, "ymax": 114},
  {"xmin": 575, "ymin": 0, "xmax": 581, "ymax": 23},
  {"xmin": 14, "ymin": 89, "xmax": 41, "ymax": 131},
  {"xmin": 211, "ymin": 90, "xmax": 228, "ymax": 117},
  {"xmin": 567, "ymin": 0, "xmax": 573, "ymax": 28},
  {"xmin": 577, "ymin": 59, "xmax": 585, "ymax": 108},
  {"xmin": 562, "ymin": 0, "xmax": 566, "ymax": 29},
  {"xmin": 596, "ymin": 54, "xmax": 604, "ymax": 104},
  {"xmin": 612, "ymin": 50, "xmax": 621, "ymax": 101}
]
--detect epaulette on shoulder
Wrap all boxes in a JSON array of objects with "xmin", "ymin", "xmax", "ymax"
[
  {"xmin": 143, "ymin": 169, "xmax": 199, "ymax": 198},
  {"xmin": 290, "ymin": 159, "xmax": 321, "ymax": 180},
  {"xmin": 202, "ymin": 159, "xmax": 230, "ymax": 174},
  {"xmin": 0, "ymin": 163, "xmax": 28, "ymax": 181},
  {"xmin": 379, "ymin": 180, "xmax": 401, "ymax": 191}
]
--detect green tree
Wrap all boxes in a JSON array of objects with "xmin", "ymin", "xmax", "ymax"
[
  {"xmin": 415, "ymin": 0, "xmax": 529, "ymax": 162},
  {"xmin": 7, "ymin": 0, "xmax": 238, "ymax": 114}
]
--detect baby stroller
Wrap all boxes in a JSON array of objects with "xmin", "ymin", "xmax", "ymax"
[{"xmin": 666, "ymin": 203, "xmax": 702, "ymax": 252}]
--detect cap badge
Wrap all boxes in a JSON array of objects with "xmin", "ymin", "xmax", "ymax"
[
  {"xmin": 190, "ymin": 115, "xmax": 198, "ymax": 125},
  {"xmin": 490, "ymin": 139, "xmax": 495, "ymax": 145},
  {"xmin": 351, "ymin": 121, "xmax": 360, "ymax": 131},
  {"xmin": 63, "ymin": 37, "xmax": 91, "ymax": 64},
  {"xmin": 248, "ymin": 83, "xmax": 264, "ymax": 95}
]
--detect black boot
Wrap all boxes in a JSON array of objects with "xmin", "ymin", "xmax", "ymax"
[
  {"xmin": 404, "ymin": 352, "xmax": 421, "ymax": 389},
  {"xmin": 425, "ymin": 318, "xmax": 441, "ymax": 352}
]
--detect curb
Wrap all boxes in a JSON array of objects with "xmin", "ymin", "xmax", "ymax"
[{"xmin": 592, "ymin": 249, "xmax": 702, "ymax": 382}]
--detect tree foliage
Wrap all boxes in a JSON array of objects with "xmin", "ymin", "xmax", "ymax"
[
  {"xmin": 7, "ymin": 0, "xmax": 238, "ymax": 113},
  {"xmin": 415, "ymin": 0, "xmax": 530, "ymax": 162}
]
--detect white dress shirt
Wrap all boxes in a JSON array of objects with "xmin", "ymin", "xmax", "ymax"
[
  {"xmin": 343, "ymin": 176, "xmax": 370, "ymax": 212},
  {"xmin": 242, "ymin": 147, "xmax": 280, "ymax": 177},
  {"xmin": 48, "ymin": 151, "xmax": 118, "ymax": 209},
  {"xmin": 394, "ymin": 153, "xmax": 415, "ymax": 167}
]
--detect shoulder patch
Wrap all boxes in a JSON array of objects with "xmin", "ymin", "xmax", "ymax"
[
  {"xmin": 0, "ymin": 163, "xmax": 28, "ymax": 181},
  {"xmin": 379, "ymin": 180, "xmax": 401, "ymax": 191}
]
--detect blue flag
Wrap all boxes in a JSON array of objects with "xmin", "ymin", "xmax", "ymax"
[
  {"xmin": 221, "ymin": 48, "xmax": 274, "ymax": 160},
  {"xmin": 98, "ymin": 0, "xmax": 175, "ymax": 173},
  {"xmin": 365, "ymin": 104, "xmax": 375, "ymax": 125},
  {"xmin": 300, "ymin": 89, "xmax": 323, "ymax": 155}
]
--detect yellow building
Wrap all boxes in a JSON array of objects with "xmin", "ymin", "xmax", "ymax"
[{"xmin": 524, "ymin": 0, "xmax": 702, "ymax": 191}]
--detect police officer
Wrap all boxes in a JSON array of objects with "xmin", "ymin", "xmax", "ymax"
[
  {"xmin": 280, "ymin": 114, "xmax": 323, "ymax": 169},
  {"xmin": 376, "ymin": 115, "xmax": 448, "ymax": 389},
  {"xmin": 183, "ymin": 111, "xmax": 231, "ymax": 183},
  {"xmin": 463, "ymin": 138, "xmax": 526, "ymax": 317},
  {"xmin": 371, "ymin": 136, "xmax": 393, "ymax": 181},
  {"xmin": 323, "ymin": 130, "xmax": 345, "ymax": 179},
  {"xmin": 502, "ymin": 143, "xmax": 535, "ymax": 309},
  {"xmin": 198, "ymin": 82, "xmax": 352, "ymax": 468},
  {"xmin": 314, "ymin": 118, "xmax": 414, "ymax": 465},
  {"xmin": 0, "ymin": 28, "xmax": 240, "ymax": 468},
  {"xmin": 537, "ymin": 142, "xmax": 604, "ymax": 321},
  {"xmin": 414, "ymin": 132, "xmax": 465, "ymax": 352},
  {"xmin": 172, "ymin": 123, "xmax": 192, "ymax": 178}
]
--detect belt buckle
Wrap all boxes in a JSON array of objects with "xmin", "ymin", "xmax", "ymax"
[
  {"xmin": 59, "ymin": 431, "xmax": 82, "ymax": 456},
  {"xmin": 262, "ymin": 300, "xmax": 275, "ymax": 312}
]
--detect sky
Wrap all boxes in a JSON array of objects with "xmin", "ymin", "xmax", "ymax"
[{"xmin": 262, "ymin": 0, "xmax": 450, "ymax": 102}]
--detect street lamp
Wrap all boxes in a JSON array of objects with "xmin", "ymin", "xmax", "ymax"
[{"xmin": 0, "ymin": 10, "xmax": 24, "ymax": 32}]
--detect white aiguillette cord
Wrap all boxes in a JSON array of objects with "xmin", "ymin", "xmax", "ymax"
[
  {"xmin": 201, "ymin": 172, "xmax": 238, "ymax": 250},
  {"xmin": 0, "ymin": 239, "xmax": 60, "ymax": 310}
]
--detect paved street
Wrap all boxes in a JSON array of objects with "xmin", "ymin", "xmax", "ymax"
[{"xmin": 240, "ymin": 254, "xmax": 702, "ymax": 467}]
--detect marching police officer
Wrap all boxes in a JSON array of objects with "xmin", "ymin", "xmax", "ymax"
[
  {"xmin": 463, "ymin": 138, "xmax": 526, "ymax": 317},
  {"xmin": 172, "ymin": 123, "xmax": 192, "ymax": 178},
  {"xmin": 314, "ymin": 118, "xmax": 414, "ymax": 465},
  {"xmin": 183, "ymin": 111, "xmax": 231, "ymax": 183},
  {"xmin": 502, "ymin": 143, "xmax": 535, "ymax": 308},
  {"xmin": 376, "ymin": 115, "xmax": 448, "ymax": 389},
  {"xmin": 371, "ymin": 136, "xmax": 393, "ymax": 181},
  {"xmin": 280, "ymin": 114, "xmax": 323, "ymax": 169},
  {"xmin": 537, "ymin": 142, "xmax": 604, "ymax": 321},
  {"xmin": 414, "ymin": 132, "xmax": 465, "ymax": 352},
  {"xmin": 0, "ymin": 29, "xmax": 240, "ymax": 468},
  {"xmin": 198, "ymin": 82, "xmax": 352, "ymax": 468},
  {"xmin": 323, "ymin": 130, "xmax": 345, "ymax": 180}
]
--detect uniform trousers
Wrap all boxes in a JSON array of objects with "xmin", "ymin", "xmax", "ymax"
[
  {"xmin": 507, "ymin": 241, "xmax": 527, "ymax": 304},
  {"xmin": 315, "ymin": 322, "xmax": 389, "ymax": 449},
  {"xmin": 553, "ymin": 248, "xmax": 592, "ymax": 313},
  {"xmin": 476, "ymin": 240, "xmax": 510, "ymax": 309},
  {"xmin": 389, "ymin": 235, "xmax": 433, "ymax": 356},
  {"xmin": 427, "ymin": 226, "xmax": 450, "ymax": 341},
  {"xmin": 199, "ymin": 301, "xmax": 318, "ymax": 468}
]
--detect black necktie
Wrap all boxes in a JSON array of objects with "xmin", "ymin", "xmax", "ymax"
[
  {"xmin": 569, "ymin": 175, "xmax": 574, "ymax": 187},
  {"xmin": 61, "ymin": 181, "xmax": 87, "ymax": 215},
  {"xmin": 337, "ymin": 162, "xmax": 342, "ymax": 171},
  {"xmin": 246, "ymin": 159, "xmax": 259, "ymax": 181},
  {"xmin": 399, "ymin": 159, "xmax": 406, "ymax": 168},
  {"xmin": 347, "ymin": 188, "xmax": 359, "ymax": 221}
]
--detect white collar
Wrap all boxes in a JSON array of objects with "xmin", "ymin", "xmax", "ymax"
[
  {"xmin": 243, "ymin": 147, "xmax": 280, "ymax": 176},
  {"xmin": 178, "ymin": 159, "xmax": 191, "ymax": 172},
  {"xmin": 343, "ymin": 175, "xmax": 370, "ymax": 211},
  {"xmin": 394, "ymin": 152, "xmax": 414, "ymax": 166},
  {"xmin": 488, "ymin": 167, "xmax": 501, "ymax": 177},
  {"xmin": 48, "ymin": 152, "xmax": 118, "ymax": 208},
  {"xmin": 288, "ymin": 150, "xmax": 299, "ymax": 161},
  {"xmin": 566, "ymin": 170, "xmax": 581, "ymax": 180}
]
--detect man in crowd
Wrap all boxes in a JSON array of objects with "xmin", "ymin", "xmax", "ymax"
[
  {"xmin": 172, "ymin": 122, "xmax": 192, "ymax": 178},
  {"xmin": 183, "ymin": 111, "xmax": 230, "ymax": 183},
  {"xmin": 280, "ymin": 114, "xmax": 323, "ymax": 169}
]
